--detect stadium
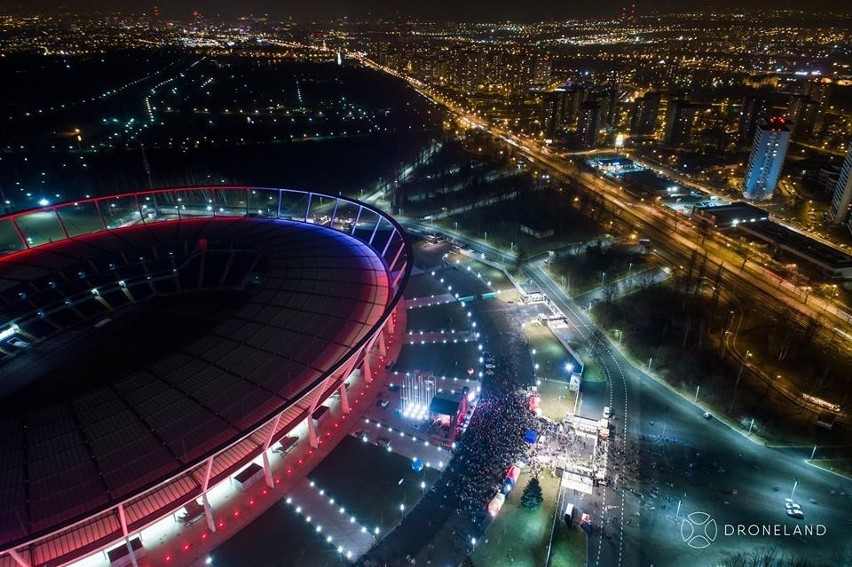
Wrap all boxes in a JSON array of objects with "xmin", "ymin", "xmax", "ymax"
[{"xmin": 0, "ymin": 187, "xmax": 410, "ymax": 567}]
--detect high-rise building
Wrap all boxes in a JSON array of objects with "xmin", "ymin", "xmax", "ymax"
[
  {"xmin": 595, "ymin": 85, "xmax": 619, "ymax": 128},
  {"xmin": 577, "ymin": 100, "xmax": 601, "ymax": 147},
  {"xmin": 739, "ymin": 93, "xmax": 772, "ymax": 142},
  {"xmin": 532, "ymin": 58, "xmax": 552, "ymax": 86},
  {"xmin": 743, "ymin": 117, "xmax": 791, "ymax": 201},
  {"xmin": 663, "ymin": 99, "xmax": 696, "ymax": 147},
  {"xmin": 803, "ymin": 78, "xmax": 832, "ymax": 133},
  {"xmin": 787, "ymin": 94, "xmax": 819, "ymax": 140},
  {"xmin": 829, "ymin": 141, "xmax": 852, "ymax": 228},
  {"xmin": 630, "ymin": 91, "xmax": 661, "ymax": 136},
  {"xmin": 541, "ymin": 89, "xmax": 565, "ymax": 136},
  {"xmin": 562, "ymin": 83, "xmax": 588, "ymax": 126}
]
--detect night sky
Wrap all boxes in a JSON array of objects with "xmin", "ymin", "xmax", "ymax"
[{"xmin": 0, "ymin": 0, "xmax": 844, "ymax": 21}]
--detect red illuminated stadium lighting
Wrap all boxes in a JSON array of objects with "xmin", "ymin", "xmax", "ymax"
[{"xmin": 0, "ymin": 187, "xmax": 411, "ymax": 566}]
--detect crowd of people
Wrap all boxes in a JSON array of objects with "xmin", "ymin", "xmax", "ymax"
[
  {"xmin": 446, "ymin": 383, "xmax": 536, "ymax": 513},
  {"xmin": 527, "ymin": 420, "xmax": 590, "ymax": 476}
]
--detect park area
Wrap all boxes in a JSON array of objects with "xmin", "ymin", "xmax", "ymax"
[
  {"xmin": 437, "ymin": 189, "xmax": 605, "ymax": 260},
  {"xmin": 472, "ymin": 471, "xmax": 586, "ymax": 567}
]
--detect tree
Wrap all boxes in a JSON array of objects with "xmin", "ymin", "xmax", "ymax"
[
  {"xmin": 521, "ymin": 477, "xmax": 544, "ymax": 509},
  {"xmin": 461, "ymin": 555, "xmax": 476, "ymax": 567}
]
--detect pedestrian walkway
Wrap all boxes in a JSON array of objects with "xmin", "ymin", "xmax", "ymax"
[
  {"xmin": 359, "ymin": 418, "xmax": 451, "ymax": 471},
  {"xmin": 406, "ymin": 293, "xmax": 456, "ymax": 309},
  {"xmin": 283, "ymin": 478, "xmax": 376, "ymax": 561},
  {"xmin": 404, "ymin": 330, "xmax": 475, "ymax": 344}
]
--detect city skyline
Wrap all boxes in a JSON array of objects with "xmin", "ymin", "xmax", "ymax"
[
  {"xmin": 0, "ymin": 8, "xmax": 851, "ymax": 567},
  {"xmin": 0, "ymin": 0, "xmax": 850, "ymax": 21}
]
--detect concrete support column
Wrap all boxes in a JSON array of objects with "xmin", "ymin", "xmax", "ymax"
[
  {"xmin": 116, "ymin": 504, "xmax": 140, "ymax": 567},
  {"xmin": 386, "ymin": 310, "xmax": 396, "ymax": 335},
  {"xmin": 307, "ymin": 415, "xmax": 318, "ymax": 448},
  {"xmin": 202, "ymin": 493, "xmax": 216, "ymax": 533},
  {"xmin": 338, "ymin": 383, "xmax": 350, "ymax": 414},
  {"xmin": 376, "ymin": 330, "xmax": 387, "ymax": 357},
  {"xmin": 262, "ymin": 451, "xmax": 274, "ymax": 489},
  {"xmin": 7, "ymin": 550, "xmax": 31, "ymax": 567},
  {"xmin": 361, "ymin": 356, "xmax": 373, "ymax": 384}
]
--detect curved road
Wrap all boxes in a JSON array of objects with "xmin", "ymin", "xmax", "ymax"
[{"xmin": 408, "ymin": 222, "xmax": 852, "ymax": 567}]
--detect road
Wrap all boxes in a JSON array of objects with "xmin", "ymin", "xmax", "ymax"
[
  {"xmin": 360, "ymin": 57, "xmax": 850, "ymax": 423},
  {"xmin": 407, "ymin": 222, "xmax": 852, "ymax": 567}
]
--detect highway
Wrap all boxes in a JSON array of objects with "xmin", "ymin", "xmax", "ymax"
[{"xmin": 357, "ymin": 56, "xmax": 850, "ymax": 424}]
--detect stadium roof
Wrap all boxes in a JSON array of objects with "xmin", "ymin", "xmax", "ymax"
[{"xmin": 0, "ymin": 216, "xmax": 390, "ymax": 546}]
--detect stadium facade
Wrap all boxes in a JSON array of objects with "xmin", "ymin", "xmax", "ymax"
[{"xmin": 0, "ymin": 187, "xmax": 410, "ymax": 567}]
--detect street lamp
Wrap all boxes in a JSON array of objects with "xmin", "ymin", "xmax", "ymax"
[{"xmin": 730, "ymin": 350, "xmax": 751, "ymax": 412}]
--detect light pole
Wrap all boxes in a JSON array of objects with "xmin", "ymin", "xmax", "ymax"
[
  {"xmin": 675, "ymin": 498, "xmax": 682, "ymax": 518},
  {"xmin": 810, "ymin": 445, "xmax": 817, "ymax": 461},
  {"xmin": 790, "ymin": 478, "xmax": 798, "ymax": 500},
  {"xmin": 748, "ymin": 418, "xmax": 755, "ymax": 434},
  {"xmin": 647, "ymin": 357, "xmax": 653, "ymax": 372},
  {"xmin": 730, "ymin": 350, "xmax": 750, "ymax": 412}
]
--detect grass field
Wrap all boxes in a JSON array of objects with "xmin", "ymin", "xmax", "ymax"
[
  {"xmin": 810, "ymin": 459, "xmax": 852, "ymax": 479},
  {"xmin": 459, "ymin": 259, "xmax": 515, "ymax": 292},
  {"xmin": 310, "ymin": 436, "xmax": 440, "ymax": 534},
  {"xmin": 524, "ymin": 323, "xmax": 572, "ymax": 383},
  {"xmin": 472, "ymin": 470, "xmax": 586, "ymax": 567},
  {"xmin": 537, "ymin": 379, "xmax": 575, "ymax": 423}
]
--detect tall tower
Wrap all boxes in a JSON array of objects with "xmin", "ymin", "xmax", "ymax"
[
  {"xmin": 829, "ymin": 141, "xmax": 852, "ymax": 227},
  {"xmin": 743, "ymin": 117, "xmax": 791, "ymax": 201}
]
